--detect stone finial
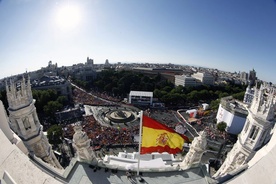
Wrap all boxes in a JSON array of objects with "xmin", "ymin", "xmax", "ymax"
[
  {"xmin": 73, "ymin": 122, "xmax": 95, "ymax": 162},
  {"xmin": 180, "ymin": 131, "xmax": 207, "ymax": 170}
]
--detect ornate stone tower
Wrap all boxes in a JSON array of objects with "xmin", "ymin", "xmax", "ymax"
[
  {"xmin": 214, "ymin": 85, "xmax": 275, "ymax": 178},
  {"xmin": 6, "ymin": 75, "xmax": 62, "ymax": 169}
]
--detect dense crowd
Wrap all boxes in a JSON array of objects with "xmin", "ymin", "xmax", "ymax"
[
  {"xmin": 73, "ymin": 88, "xmax": 114, "ymax": 106},
  {"xmin": 90, "ymin": 90, "xmax": 121, "ymax": 102},
  {"xmin": 64, "ymin": 115, "xmax": 140, "ymax": 149}
]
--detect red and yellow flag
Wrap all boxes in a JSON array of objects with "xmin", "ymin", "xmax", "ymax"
[{"xmin": 141, "ymin": 115, "xmax": 189, "ymax": 154}]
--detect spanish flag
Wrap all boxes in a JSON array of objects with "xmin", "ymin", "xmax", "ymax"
[{"xmin": 141, "ymin": 115, "xmax": 189, "ymax": 154}]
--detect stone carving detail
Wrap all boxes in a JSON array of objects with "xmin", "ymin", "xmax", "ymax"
[
  {"xmin": 180, "ymin": 131, "xmax": 207, "ymax": 170},
  {"xmin": 33, "ymin": 143, "xmax": 43, "ymax": 155},
  {"xmin": 73, "ymin": 123, "xmax": 95, "ymax": 162},
  {"xmin": 213, "ymin": 144, "xmax": 246, "ymax": 178}
]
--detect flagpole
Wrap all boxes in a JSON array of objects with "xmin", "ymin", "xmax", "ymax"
[{"xmin": 137, "ymin": 110, "xmax": 143, "ymax": 176}]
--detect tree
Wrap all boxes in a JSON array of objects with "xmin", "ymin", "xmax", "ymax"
[
  {"xmin": 219, "ymin": 92, "xmax": 229, "ymax": 98},
  {"xmin": 210, "ymin": 99, "xmax": 220, "ymax": 110},
  {"xmin": 33, "ymin": 89, "xmax": 59, "ymax": 113},
  {"xmin": 187, "ymin": 90, "xmax": 199, "ymax": 102},
  {"xmin": 153, "ymin": 89, "xmax": 163, "ymax": 98},
  {"xmin": 163, "ymin": 86, "xmax": 173, "ymax": 93},
  {"xmin": 47, "ymin": 124, "xmax": 63, "ymax": 145},
  {"xmin": 43, "ymin": 101, "xmax": 63, "ymax": 116},
  {"xmin": 57, "ymin": 96, "xmax": 68, "ymax": 105},
  {"xmin": 232, "ymin": 92, "xmax": 245, "ymax": 101},
  {"xmin": 217, "ymin": 122, "xmax": 227, "ymax": 132}
]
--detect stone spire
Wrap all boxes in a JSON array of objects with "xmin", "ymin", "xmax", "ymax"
[
  {"xmin": 6, "ymin": 75, "xmax": 33, "ymax": 111},
  {"xmin": 250, "ymin": 84, "xmax": 275, "ymax": 121},
  {"xmin": 6, "ymin": 75, "xmax": 62, "ymax": 169}
]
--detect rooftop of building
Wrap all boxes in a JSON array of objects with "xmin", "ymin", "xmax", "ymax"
[
  {"xmin": 67, "ymin": 162, "xmax": 212, "ymax": 184},
  {"xmin": 129, "ymin": 91, "xmax": 153, "ymax": 97},
  {"xmin": 0, "ymin": 129, "xmax": 62, "ymax": 184},
  {"xmin": 220, "ymin": 96, "xmax": 248, "ymax": 116},
  {"xmin": 32, "ymin": 75, "xmax": 67, "ymax": 87}
]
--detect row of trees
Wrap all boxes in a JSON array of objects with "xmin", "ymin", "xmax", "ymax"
[
  {"xmin": 154, "ymin": 84, "xmax": 245, "ymax": 108},
  {"xmin": 72, "ymin": 70, "xmax": 168, "ymax": 97},
  {"xmin": 93, "ymin": 70, "xmax": 170, "ymax": 96},
  {"xmin": 72, "ymin": 69, "xmax": 246, "ymax": 109}
]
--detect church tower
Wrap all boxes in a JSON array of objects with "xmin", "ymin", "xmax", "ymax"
[
  {"xmin": 6, "ymin": 75, "xmax": 62, "ymax": 169},
  {"xmin": 214, "ymin": 84, "xmax": 275, "ymax": 178}
]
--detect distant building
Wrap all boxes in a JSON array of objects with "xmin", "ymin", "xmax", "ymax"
[
  {"xmin": 39, "ymin": 61, "xmax": 59, "ymax": 76},
  {"xmin": 132, "ymin": 67, "xmax": 184, "ymax": 83},
  {"xmin": 132, "ymin": 67, "xmax": 183, "ymax": 75},
  {"xmin": 105, "ymin": 59, "xmax": 110, "ymax": 65},
  {"xmin": 104, "ymin": 59, "xmax": 111, "ymax": 69},
  {"xmin": 86, "ymin": 57, "xmax": 94, "ymax": 66},
  {"xmin": 32, "ymin": 75, "xmax": 72, "ymax": 100},
  {"xmin": 216, "ymin": 96, "xmax": 248, "ymax": 135},
  {"xmin": 249, "ymin": 69, "xmax": 257, "ymax": 85},
  {"xmin": 55, "ymin": 106, "xmax": 84, "ymax": 123},
  {"xmin": 240, "ymin": 71, "xmax": 249, "ymax": 85},
  {"xmin": 129, "ymin": 91, "xmax": 153, "ymax": 106},
  {"xmin": 191, "ymin": 72, "xmax": 214, "ymax": 85},
  {"xmin": 243, "ymin": 85, "xmax": 255, "ymax": 105},
  {"xmin": 175, "ymin": 75, "xmax": 198, "ymax": 87},
  {"xmin": 70, "ymin": 57, "xmax": 97, "ymax": 81}
]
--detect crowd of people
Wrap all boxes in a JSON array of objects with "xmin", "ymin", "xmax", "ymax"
[
  {"xmin": 205, "ymin": 126, "xmax": 228, "ymax": 141},
  {"xmin": 63, "ymin": 115, "xmax": 140, "ymax": 149},
  {"xmin": 90, "ymin": 89, "xmax": 121, "ymax": 103},
  {"xmin": 148, "ymin": 109, "xmax": 178, "ymax": 129},
  {"xmin": 72, "ymin": 88, "xmax": 110, "ymax": 106}
]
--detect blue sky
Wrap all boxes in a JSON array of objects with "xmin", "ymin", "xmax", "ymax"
[{"xmin": 0, "ymin": 0, "xmax": 276, "ymax": 83}]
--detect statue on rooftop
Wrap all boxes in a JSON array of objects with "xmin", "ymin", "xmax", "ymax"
[
  {"xmin": 180, "ymin": 131, "xmax": 207, "ymax": 170},
  {"xmin": 73, "ymin": 122, "xmax": 95, "ymax": 163}
]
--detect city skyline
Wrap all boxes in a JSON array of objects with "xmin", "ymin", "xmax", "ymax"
[{"xmin": 0, "ymin": 0, "xmax": 276, "ymax": 83}]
